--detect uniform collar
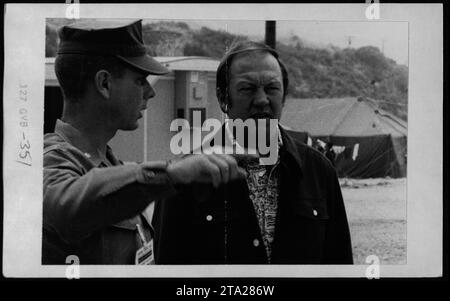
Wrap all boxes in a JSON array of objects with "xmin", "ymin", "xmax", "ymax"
[{"xmin": 54, "ymin": 119, "xmax": 116, "ymax": 167}]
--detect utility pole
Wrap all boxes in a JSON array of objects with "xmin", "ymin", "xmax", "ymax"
[
  {"xmin": 345, "ymin": 35, "xmax": 355, "ymax": 47},
  {"xmin": 265, "ymin": 21, "xmax": 276, "ymax": 49}
]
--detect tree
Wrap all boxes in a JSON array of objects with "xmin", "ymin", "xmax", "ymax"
[{"xmin": 44, "ymin": 20, "xmax": 408, "ymax": 120}]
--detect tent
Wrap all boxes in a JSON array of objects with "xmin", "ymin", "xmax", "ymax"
[{"xmin": 281, "ymin": 97, "xmax": 407, "ymax": 178}]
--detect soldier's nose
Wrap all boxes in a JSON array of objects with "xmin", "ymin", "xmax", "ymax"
[{"xmin": 144, "ymin": 82, "xmax": 156, "ymax": 100}]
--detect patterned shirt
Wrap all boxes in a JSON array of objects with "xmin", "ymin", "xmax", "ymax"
[
  {"xmin": 245, "ymin": 160, "xmax": 280, "ymax": 261},
  {"xmin": 225, "ymin": 122, "xmax": 283, "ymax": 262}
]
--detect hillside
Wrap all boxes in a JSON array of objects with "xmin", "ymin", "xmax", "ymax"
[{"xmin": 46, "ymin": 20, "xmax": 408, "ymax": 120}]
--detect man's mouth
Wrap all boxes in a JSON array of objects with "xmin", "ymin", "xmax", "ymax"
[{"xmin": 251, "ymin": 112, "xmax": 272, "ymax": 119}]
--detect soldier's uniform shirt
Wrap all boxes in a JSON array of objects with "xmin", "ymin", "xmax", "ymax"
[{"xmin": 43, "ymin": 119, "xmax": 175, "ymax": 264}]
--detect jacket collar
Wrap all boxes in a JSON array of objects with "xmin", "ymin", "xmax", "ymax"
[
  {"xmin": 278, "ymin": 125, "xmax": 303, "ymax": 176},
  {"xmin": 54, "ymin": 119, "xmax": 116, "ymax": 167},
  {"xmin": 205, "ymin": 122, "xmax": 303, "ymax": 173}
]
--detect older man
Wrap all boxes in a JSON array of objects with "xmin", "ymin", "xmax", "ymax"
[
  {"xmin": 43, "ymin": 19, "xmax": 245, "ymax": 264},
  {"xmin": 153, "ymin": 41, "xmax": 353, "ymax": 264}
]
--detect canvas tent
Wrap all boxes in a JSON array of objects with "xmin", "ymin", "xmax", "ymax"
[{"xmin": 281, "ymin": 97, "xmax": 407, "ymax": 178}]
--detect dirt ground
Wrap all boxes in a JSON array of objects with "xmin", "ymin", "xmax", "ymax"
[{"xmin": 340, "ymin": 178, "xmax": 407, "ymax": 265}]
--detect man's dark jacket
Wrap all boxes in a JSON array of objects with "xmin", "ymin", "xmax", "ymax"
[{"xmin": 153, "ymin": 127, "xmax": 353, "ymax": 264}]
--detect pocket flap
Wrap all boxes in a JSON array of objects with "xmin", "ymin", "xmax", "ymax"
[
  {"xmin": 112, "ymin": 217, "xmax": 138, "ymax": 230},
  {"xmin": 292, "ymin": 199, "xmax": 329, "ymax": 220}
]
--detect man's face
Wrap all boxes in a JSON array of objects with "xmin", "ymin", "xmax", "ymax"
[
  {"xmin": 110, "ymin": 67, "xmax": 155, "ymax": 131},
  {"xmin": 227, "ymin": 52, "xmax": 284, "ymax": 122}
]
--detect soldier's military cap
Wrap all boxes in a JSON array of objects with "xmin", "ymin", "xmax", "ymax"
[{"xmin": 57, "ymin": 19, "xmax": 169, "ymax": 75}]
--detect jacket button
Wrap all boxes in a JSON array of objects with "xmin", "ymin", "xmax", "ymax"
[
  {"xmin": 313, "ymin": 209, "xmax": 318, "ymax": 216},
  {"xmin": 253, "ymin": 239, "xmax": 260, "ymax": 247},
  {"xmin": 206, "ymin": 215, "xmax": 213, "ymax": 221}
]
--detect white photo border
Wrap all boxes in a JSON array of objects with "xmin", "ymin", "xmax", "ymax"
[{"xmin": 2, "ymin": 3, "xmax": 443, "ymax": 278}]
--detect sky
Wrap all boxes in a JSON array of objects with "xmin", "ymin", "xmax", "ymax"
[{"xmin": 148, "ymin": 19, "xmax": 409, "ymax": 66}]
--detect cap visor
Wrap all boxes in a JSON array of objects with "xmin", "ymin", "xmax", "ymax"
[{"xmin": 116, "ymin": 55, "xmax": 170, "ymax": 75}]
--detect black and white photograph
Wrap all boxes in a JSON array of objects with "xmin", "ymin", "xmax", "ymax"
[{"xmin": 2, "ymin": 3, "xmax": 443, "ymax": 279}]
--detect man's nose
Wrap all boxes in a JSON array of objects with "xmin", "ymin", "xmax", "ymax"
[
  {"xmin": 144, "ymin": 81, "xmax": 156, "ymax": 100},
  {"xmin": 252, "ymin": 87, "xmax": 270, "ymax": 107}
]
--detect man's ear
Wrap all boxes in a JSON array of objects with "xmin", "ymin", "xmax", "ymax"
[
  {"xmin": 94, "ymin": 69, "xmax": 112, "ymax": 99},
  {"xmin": 281, "ymin": 95, "xmax": 286, "ymax": 108},
  {"xmin": 216, "ymin": 87, "xmax": 229, "ymax": 113}
]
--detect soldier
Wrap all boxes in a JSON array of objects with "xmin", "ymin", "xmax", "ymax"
[{"xmin": 43, "ymin": 19, "xmax": 245, "ymax": 264}]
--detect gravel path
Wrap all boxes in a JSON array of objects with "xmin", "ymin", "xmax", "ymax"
[{"xmin": 341, "ymin": 178, "xmax": 407, "ymax": 264}]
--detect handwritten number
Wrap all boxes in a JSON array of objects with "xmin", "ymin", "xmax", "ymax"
[
  {"xmin": 20, "ymin": 139, "xmax": 30, "ymax": 150},
  {"xmin": 19, "ymin": 150, "xmax": 31, "ymax": 160},
  {"xmin": 18, "ymin": 135, "xmax": 31, "ymax": 162}
]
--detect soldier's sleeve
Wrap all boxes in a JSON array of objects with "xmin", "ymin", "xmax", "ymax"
[{"xmin": 43, "ymin": 148, "xmax": 176, "ymax": 244}]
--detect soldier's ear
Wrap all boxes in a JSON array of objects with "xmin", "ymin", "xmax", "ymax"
[{"xmin": 94, "ymin": 69, "xmax": 112, "ymax": 99}]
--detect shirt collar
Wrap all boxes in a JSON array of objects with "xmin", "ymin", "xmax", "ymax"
[
  {"xmin": 224, "ymin": 120, "xmax": 283, "ymax": 165},
  {"xmin": 54, "ymin": 119, "xmax": 114, "ymax": 167}
]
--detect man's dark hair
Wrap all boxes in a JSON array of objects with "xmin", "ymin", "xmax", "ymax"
[
  {"xmin": 216, "ymin": 40, "xmax": 289, "ymax": 107},
  {"xmin": 54, "ymin": 54, "xmax": 127, "ymax": 102}
]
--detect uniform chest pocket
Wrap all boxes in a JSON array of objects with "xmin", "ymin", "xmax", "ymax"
[
  {"xmin": 291, "ymin": 199, "xmax": 329, "ymax": 221},
  {"xmin": 103, "ymin": 218, "xmax": 139, "ymax": 264}
]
